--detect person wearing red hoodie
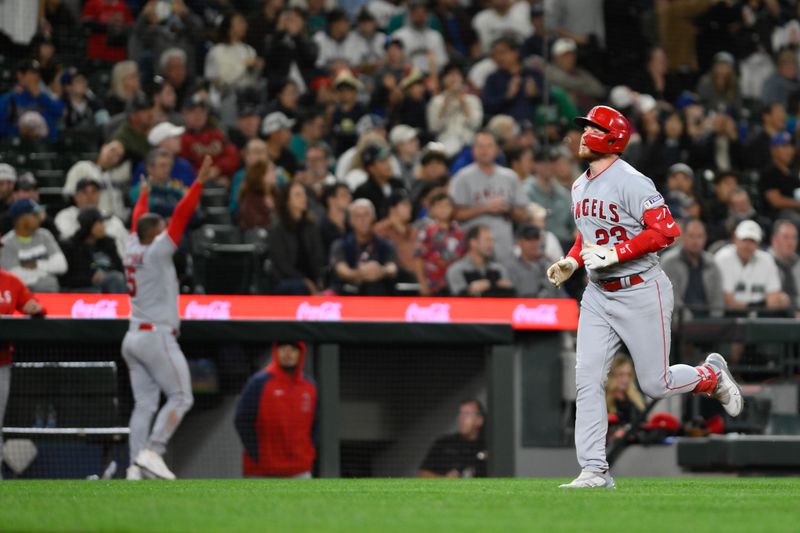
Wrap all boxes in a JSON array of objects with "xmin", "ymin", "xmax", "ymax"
[
  {"xmin": 180, "ymin": 94, "xmax": 241, "ymax": 186},
  {"xmin": 234, "ymin": 341, "xmax": 317, "ymax": 478}
]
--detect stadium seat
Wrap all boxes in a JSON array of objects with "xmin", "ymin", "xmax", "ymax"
[
  {"xmin": 202, "ymin": 206, "xmax": 233, "ymax": 226},
  {"xmin": 35, "ymin": 169, "xmax": 66, "ymax": 189},
  {"xmin": 192, "ymin": 243, "xmax": 258, "ymax": 295},
  {"xmin": 201, "ymin": 187, "xmax": 228, "ymax": 208}
]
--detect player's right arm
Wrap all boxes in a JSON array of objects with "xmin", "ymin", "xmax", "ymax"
[{"xmin": 166, "ymin": 155, "xmax": 212, "ymax": 245}]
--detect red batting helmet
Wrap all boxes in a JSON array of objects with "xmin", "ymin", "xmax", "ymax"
[{"xmin": 573, "ymin": 105, "xmax": 631, "ymax": 154}]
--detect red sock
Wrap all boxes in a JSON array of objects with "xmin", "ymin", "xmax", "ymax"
[{"xmin": 692, "ymin": 365, "xmax": 718, "ymax": 395}]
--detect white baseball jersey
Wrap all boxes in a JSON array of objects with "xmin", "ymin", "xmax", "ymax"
[
  {"xmin": 571, "ymin": 159, "xmax": 665, "ymax": 281},
  {"xmin": 124, "ymin": 232, "xmax": 180, "ymax": 330}
]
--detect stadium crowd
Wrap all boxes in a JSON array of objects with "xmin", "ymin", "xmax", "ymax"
[{"xmin": 0, "ymin": 0, "xmax": 799, "ymax": 309}]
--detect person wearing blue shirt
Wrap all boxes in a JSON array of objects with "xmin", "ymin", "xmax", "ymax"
[
  {"xmin": 0, "ymin": 60, "xmax": 64, "ymax": 141},
  {"xmin": 481, "ymin": 37, "xmax": 542, "ymax": 125}
]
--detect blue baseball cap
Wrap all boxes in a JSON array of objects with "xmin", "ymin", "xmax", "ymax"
[{"xmin": 9, "ymin": 198, "xmax": 42, "ymax": 221}]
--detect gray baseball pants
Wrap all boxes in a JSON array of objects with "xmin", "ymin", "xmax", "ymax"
[
  {"xmin": 0, "ymin": 365, "xmax": 8, "ymax": 479},
  {"xmin": 575, "ymin": 269, "xmax": 701, "ymax": 473},
  {"xmin": 122, "ymin": 329, "xmax": 193, "ymax": 460}
]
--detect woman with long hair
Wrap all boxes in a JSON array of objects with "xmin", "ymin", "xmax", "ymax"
[
  {"xmin": 696, "ymin": 52, "xmax": 741, "ymax": 112},
  {"xmin": 106, "ymin": 61, "xmax": 142, "ymax": 116},
  {"xmin": 238, "ymin": 160, "xmax": 277, "ymax": 229},
  {"xmin": 268, "ymin": 181, "xmax": 324, "ymax": 295},
  {"xmin": 606, "ymin": 353, "xmax": 646, "ymax": 431},
  {"xmin": 205, "ymin": 12, "xmax": 261, "ymax": 91}
]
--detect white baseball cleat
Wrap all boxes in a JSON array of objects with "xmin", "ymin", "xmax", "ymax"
[
  {"xmin": 705, "ymin": 353, "xmax": 744, "ymax": 417},
  {"xmin": 126, "ymin": 465, "xmax": 143, "ymax": 480},
  {"xmin": 559, "ymin": 470, "xmax": 616, "ymax": 489},
  {"xmin": 134, "ymin": 449, "xmax": 176, "ymax": 480}
]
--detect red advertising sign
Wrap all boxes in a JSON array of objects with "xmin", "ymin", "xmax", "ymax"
[{"xmin": 29, "ymin": 294, "xmax": 579, "ymax": 330}]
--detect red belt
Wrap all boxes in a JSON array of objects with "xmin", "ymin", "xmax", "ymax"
[
  {"xmin": 138, "ymin": 324, "xmax": 176, "ymax": 336},
  {"xmin": 597, "ymin": 274, "xmax": 645, "ymax": 292}
]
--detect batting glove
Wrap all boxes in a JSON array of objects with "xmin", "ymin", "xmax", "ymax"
[
  {"xmin": 546, "ymin": 257, "xmax": 579, "ymax": 288},
  {"xmin": 580, "ymin": 241, "xmax": 619, "ymax": 270}
]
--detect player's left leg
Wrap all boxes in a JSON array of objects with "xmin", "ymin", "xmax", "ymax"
[
  {"xmin": 613, "ymin": 272, "xmax": 717, "ymax": 399},
  {"xmin": 0, "ymin": 365, "xmax": 9, "ymax": 480}
]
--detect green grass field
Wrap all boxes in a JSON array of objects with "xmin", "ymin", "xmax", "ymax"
[{"xmin": 1, "ymin": 478, "xmax": 798, "ymax": 532}]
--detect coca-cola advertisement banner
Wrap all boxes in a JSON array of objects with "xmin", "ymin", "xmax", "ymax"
[{"xmin": 29, "ymin": 294, "xmax": 579, "ymax": 330}]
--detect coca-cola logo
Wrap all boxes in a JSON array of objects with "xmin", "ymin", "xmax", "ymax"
[
  {"xmin": 295, "ymin": 301, "xmax": 342, "ymax": 321},
  {"xmin": 71, "ymin": 299, "xmax": 119, "ymax": 319},
  {"xmin": 184, "ymin": 300, "xmax": 231, "ymax": 319},
  {"xmin": 512, "ymin": 304, "xmax": 559, "ymax": 326},
  {"xmin": 404, "ymin": 303, "xmax": 451, "ymax": 323}
]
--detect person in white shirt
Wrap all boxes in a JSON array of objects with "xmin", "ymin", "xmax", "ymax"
[
  {"xmin": 714, "ymin": 220, "xmax": 790, "ymax": 310},
  {"xmin": 55, "ymin": 178, "xmax": 129, "ymax": 260},
  {"xmin": 427, "ymin": 61, "xmax": 483, "ymax": 157},
  {"xmin": 314, "ymin": 8, "xmax": 363, "ymax": 71},
  {"xmin": 204, "ymin": 12, "xmax": 261, "ymax": 91},
  {"xmin": 64, "ymin": 140, "xmax": 130, "ymax": 220},
  {"xmin": 391, "ymin": 0, "xmax": 448, "ymax": 74},
  {"xmin": 472, "ymin": 0, "xmax": 533, "ymax": 53},
  {"xmin": 350, "ymin": 9, "xmax": 386, "ymax": 72}
]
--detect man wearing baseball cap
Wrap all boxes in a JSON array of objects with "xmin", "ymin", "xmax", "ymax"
[
  {"xmin": 0, "ymin": 60, "xmax": 63, "ymax": 140},
  {"xmin": 389, "ymin": 125, "xmax": 421, "ymax": 189},
  {"xmin": 353, "ymin": 144, "xmax": 407, "ymax": 219},
  {"xmin": 0, "ymin": 164, "xmax": 17, "ymax": 221},
  {"xmin": 179, "ymin": 94, "xmax": 241, "ymax": 183},
  {"xmin": 713, "ymin": 220, "xmax": 790, "ymax": 311},
  {"xmin": 261, "ymin": 111, "xmax": 299, "ymax": 175},
  {"xmin": 132, "ymin": 122, "xmax": 196, "ymax": 188}
]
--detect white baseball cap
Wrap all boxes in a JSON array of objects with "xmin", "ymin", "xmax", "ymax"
[
  {"xmin": 389, "ymin": 124, "xmax": 418, "ymax": 146},
  {"xmin": 148, "ymin": 122, "xmax": 185, "ymax": 146},
  {"xmin": 261, "ymin": 112, "xmax": 296, "ymax": 136},
  {"xmin": 734, "ymin": 220, "xmax": 763, "ymax": 243},
  {"xmin": 552, "ymin": 38, "xmax": 577, "ymax": 56},
  {"xmin": 0, "ymin": 163, "xmax": 16, "ymax": 182}
]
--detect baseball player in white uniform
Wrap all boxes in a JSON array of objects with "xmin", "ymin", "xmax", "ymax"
[
  {"xmin": 123, "ymin": 156, "xmax": 211, "ymax": 480},
  {"xmin": 547, "ymin": 106, "xmax": 744, "ymax": 489}
]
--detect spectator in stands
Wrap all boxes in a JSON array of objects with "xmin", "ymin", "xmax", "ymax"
[
  {"xmin": 262, "ymin": 112, "xmax": 299, "ymax": 176},
  {"xmin": 704, "ymin": 171, "xmax": 739, "ymax": 244},
  {"xmin": 81, "ymin": 0, "xmax": 134, "ymax": 64},
  {"xmin": 0, "ymin": 60, "xmax": 63, "ymax": 141},
  {"xmin": 238, "ymin": 160, "xmax": 278, "ymax": 231},
  {"xmin": 64, "ymin": 140, "xmax": 129, "ymax": 220},
  {"xmin": 353, "ymin": 144, "xmax": 407, "ymax": 220},
  {"xmin": 42, "ymin": 0, "xmax": 79, "ymax": 53},
  {"xmin": 0, "ymin": 199, "xmax": 66, "ymax": 293},
  {"xmin": 389, "ymin": 70, "xmax": 431, "ymax": 136},
  {"xmin": 769, "ymin": 219, "xmax": 800, "ymax": 312},
  {"xmin": 605, "ymin": 354, "xmax": 645, "ymax": 435},
  {"xmin": 389, "ymin": 125, "xmax": 421, "ymax": 189},
  {"xmin": 0, "ymin": 165, "xmax": 16, "ymax": 221},
  {"xmin": 130, "ymin": 149, "xmax": 186, "ymax": 218},
  {"xmin": 331, "ymin": 70, "xmax": 367, "ymax": 157},
  {"xmin": 431, "ymin": 0, "xmax": 479, "ymax": 59},
  {"xmin": 709, "ymin": 188, "xmax": 773, "ymax": 252},
  {"xmin": 147, "ymin": 76, "xmax": 181, "ymax": 125},
  {"xmin": 661, "ymin": 219, "xmax": 725, "ymax": 320},
  {"xmin": 690, "ymin": 110, "xmax": 745, "ymax": 175},
  {"xmin": 520, "ymin": 147, "xmax": 574, "ymax": 249},
  {"xmin": 427, "ymin": 61, "xmax": 482, "ymax": 158},
  {"xmin": 132, "ymin": 122, "xmax": 195, "ymax": 189},
  {"xmin": 472, "ymin": 0, "xmax": 531, "ymax": 53},
  {"xmin": 521, "ymin": 3, "xmax": 551, "ymax": 62},
  {"xmin": 129, "ymin": 0, "xmax": 203, "ymax": 79},
  {"xmin": 265, "ymin": 79, "xmax": 302, "ymax": 121},
  {"xmin": 350, "ymin": 9, "xmax": 386, "ymax": 72},
  {"xmin": 314, "ymin": 8, "xmax": 360, "ymax": 70},
  {"xmin": 502, "ymin": 225, "xmax": 561, "ymax": 298},
  {"xmin": 55, "ymin": 178, "xmax": 128, "ymax": 260},
  {"xmin": 526, "ymin": 202, "xmax": 565, "ymax": 264},
  {"xmin": 269, "ymin": 182, "xmax": 324, "ymax": 295},
  {"xmin": 370, "ymin": 37, "xmax": 410, "ymax": 115},
  {"xmin": 105, "ymin": 61, "xmax": 142, "ymax": 117},
  {"xmin": 393, "ymin": 0, "xmax": 448, "ymax": 74},
  {"xmin": 230, "ymin": 139, "xmax": 271, "ymax": 216},
  {"xmin": 747, "ymin": 102, "xmax": 786, "ymax": 170},
  {"xmin": 330, "ymin": 199, "xmax": 398, "ymax": 296},
  {"xmin": 228, "ymin": 104, "xmax": 263, "ymax": 150},
  {"xmin": 446, "ymin": 225, "xmax": 514, "ymax": 297},
  {"xmin": 0, "ymin": 258, "xmax": 43, "ymax": 480},
  {"xmin": 481, "ymin": 36, "xmax": 542, "ymax": 125},
  {"xmin": 4, "ymin": 174, "xmax": 60, "ymax": 239},
  {"xmin": 762, "ymin": 48, "xmax": 800, "ymax": 108},
  {"xmin": 159, "ymin": 48, "xmax": 192, "ymax": 109},
  {"xmin": 545, "ymin": 38, "xmax": 605, "ymax": 112},
  {"xmin": 630, "ymin": 47, "xmax": 677, "ymax": 105},
  {"xmin": 290, "ymin": 112, "xmax": 327, "ymax": 164},
  {"xmin": 414, "ymin": 192, "xmax": 463, "ymax": 295},
  {"xmin": 374, "ymin": 191, "xmax": 416, "ymax": 281},
  {"xmin": 180, "ymin": 94, "xmax": 241, "ymax": 184},
  {"xmin": 58, "ymin": 207, "xmax": 127, "ymax": 294},
  {"xmin": 418, "ymin": 399, "xmax": 487, "ymax": 478},
  {"xmin": 759, "ymin": 132, "xmax": 800, "ymax": 226},
  {"xmin": 61, "ymin": 67, "xmax": 110, "ymax": 131},
  {"xmin": 714, "ymin": 220, "xmax": 790, "ymax": 311},
  {"xmin": 234, "ymin": 341, "xmax": 317, "ymax": 478},
  {"xmin": 339, "ymin": 129, "xmax": 398, "ymax": 190},
  {"xmin": 449, "ymin": 131, "xmax": 529, "ymax": 262},
  {"xmin": 263, "ymin": 7, "xmax": 318, "ymax": 89},
  {"xmin": 696, "ymin": 51, "xmax": 741, "ymax": 111},
  {"xmin": 112, "ymin": 92, "xmax": 155, "ymax": 168},
  {"xmin": 320, "ymin": 182, "xmax": 352, "ymax": 259},
  {"xmin": 411, "ymin": 144, "xmax": 450, "ymax": 217},
  {"xmin": 245, "ymin": 0, "xmax": 284, "ymax": 52},
  {"xmin": 205, "ymin": 12, "xmax": 262, "ymax": 95},
  {"xmin": 295, "ymin": 143, "xmax": 335, "ymax": 219},
  {"xmin": 665, "ymin": 163, "xmax": 701, "ymax": 221}
]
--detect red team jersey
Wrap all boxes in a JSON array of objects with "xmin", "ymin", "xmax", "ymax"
[{"xmin": 0, "ymin": 270, "xmax": 36, "ymax": 366}]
